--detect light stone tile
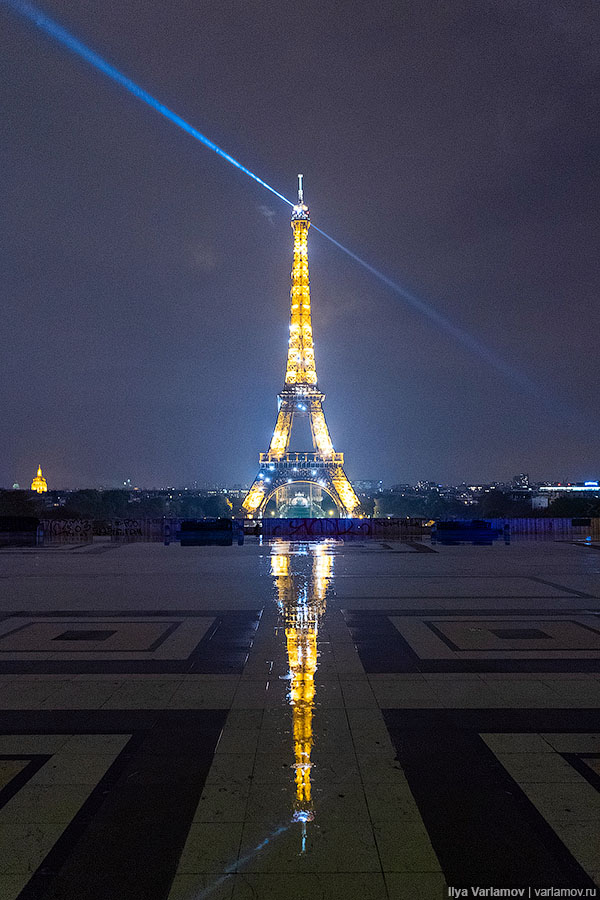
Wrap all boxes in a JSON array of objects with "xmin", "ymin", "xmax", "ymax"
[
  {"xmin": 231, "ymin": 681, "xmax": 288, "ymax": 709},
  {"xmin": 242, "ymin": 778, "xmax": 367, "ymax": 829},
  {"xmin": 176, "ymin": 822, "xmax": 243, "ymax": 873},
  {"xmin": 101, "ymin": 680, "xmax": 179, "ymax": 708},
  {"xmin": 368, "ymin": 673, "xmax": 427, "ymax": 682},
  {"xmin": 0, "ymin": 681, "xmax": 71, "ymax": 708},
  {"xmin": 363, "ymin": 779, "xmax": 425, "ymax": 823},
  {"xmin": 429, "ymin": 681, "xmax": 503, "ymax": 707},
  {"xmin": 231, "ymin": 873, "xmax": 388, "ymax": 899},
  {"xmin": 541, "ymin": 681, "xmax": 600, "ymax": 702},
  {"xmin": 238, "ymin": 816, "xmax": 381, "ymax": 873},
  {"xmin": 59, "ymin": 733, "xmax": 132, "ymax": 754},
  {"xmin": 370, "ymin": 681, "xmax": 441, "ymax": 707},
  {"xmin": 422, "ymin": 672, "xmax": 484, "ymax": 681},
  {"xmin": 357, "ymin": 753, "xmax": 407, "ymax": 783},
  {"xmin": 542, "ymin": 733, "xmax": 600, "ymax": 753},
  {"xmin": 339, "ymin": 679, "xmax": 378, "ymax": 708},
  {"xmin": 253, "ymin": 752, "xmax": 360, "ymax": 786},
  {"xmin": 494, "ymin": 751, "xmax": 586, "ymax": 783},
  {"xmin": 481, "ymin": 673, "xmax": 553, "ymax": 680},
  {"xmin": 168, "ymin": 873, "xmax": 234, "ymax": 900},
  {"xmin": 4, "ymin": 674, "xmax": 71, "ymax": 681},
  {"xmin": 0, "ymin": 824, "xmax": 63, "ymax": 874},
  {"xmin": 167, "ymin": 681, "xmax": 237, "ymax": 708},
  {"xmin": 551, "ymin": 823, "xmax": 600, "ymax": 875},
  {"xmin": 41, "ymin": 680, "xmax": 124, "ymax": 709},
  {"xmin": 309, "ymin": 681, "xmax": 344, "ymax": 708},
  {"xmin": 538, "ymin": 673, "xmax": 597, "ymax": 680},
  {"xmin": 347, "ymin": 722, "xmax": 396, "ymax": 757},
  {"xmin": 0, "ymin": 783, "xmax": 93, "ymax": 824},
  {"xmin": 385, "ymin": 872, "xmax": 447, "ymax": 900},
  {"xmin": 216, "ymin": 726, "xmax": 261, "ymax": 755},
  {"xmin": 481, "ymin": 733, "xmax": 555, "ymax": 754},
  {"xmin": 0, "ymin": 653, "xmax": 55, "ymax": 662},
  {"xmin": 254, "ymin": 729, "xmax": 296, "ymax": 756},
  {"xmin": 0, "ymin": 760, "xmax": 29, "ymax": 791},
  {"xmin": 486, "ymin": 679, "xmax": 556, "ymax": 696},
  {"xmin": 374, "ymin": 820, "xmax": 442, "ymax": 873},
  {"xmin": 204, "ymin": 754, "xmax": 255, "ymax": 787},
  {"xmin": 519, "ymin": 781, "xmax": 600, "ymax": 824},
  {"xmin": 244, "ymin": 753, "xmax": 297, "ymax": 786},
  {"xmin": 0, "ymin": 875, "xmax": 26, "ymax": 900},
  {"xmin": 222, "ymin": 709, "xmax": 264, "ymax": 730},
  {"xmin": 181, "ymin": 674, "xmax": 241, "ymax": 682},
  {"xmin": 330, "ymin": 653, "xmax": 365, "ymax": 677},
  {"xmin": 27, "ymin": 753, "xmax": 122, "ymax": 786},
  {"xmin": 102, "ymin": 673, "xmax": 184, "ymax": 681},
  {"xmin": 193, "ymin": 782, "xmax": 251, "ymax": 823},
  {"xmin": 0, "ymin": 735, "xmax": 70, "ymax": 754}
]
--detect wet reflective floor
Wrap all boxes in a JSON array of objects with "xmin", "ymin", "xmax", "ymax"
[{"xmin": 0, "ymin": 537, "xmax": 599, "ymax": 898}]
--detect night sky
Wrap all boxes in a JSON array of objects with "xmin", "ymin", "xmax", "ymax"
[{"xmin": 1, "ymin": 0, "xmax": 599, "ymax": 489}]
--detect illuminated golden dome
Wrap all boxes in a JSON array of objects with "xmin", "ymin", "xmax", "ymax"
[{"xmin": 31, "ymin": 465, "xmax": 48, "ymax": 494}]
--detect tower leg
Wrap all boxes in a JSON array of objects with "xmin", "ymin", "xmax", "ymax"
[
  {"xmin": 269, "ymin": 403, "xmax": 294, "ymax": 456},
  {"xmin": 308, "ymin": 400, "xmax": 334, "ymax": 457}
]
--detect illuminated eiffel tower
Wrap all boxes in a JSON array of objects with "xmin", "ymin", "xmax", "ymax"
[{"xmin": 242, "ymin": 177, "xmax": 361, "ymax": 518}]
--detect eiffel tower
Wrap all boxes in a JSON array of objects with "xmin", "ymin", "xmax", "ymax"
[{"xmin": 242, "ymin": 177, "xmax": 361, "ymax": 518}]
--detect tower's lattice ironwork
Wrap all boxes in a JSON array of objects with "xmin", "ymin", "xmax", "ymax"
[{"xmin": 242, "ymin": 177, "xmax": 360, "ymax": 518}]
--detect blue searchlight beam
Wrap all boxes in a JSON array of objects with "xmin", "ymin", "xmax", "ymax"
[
  {"xmin": 1, "ymin": 0, "xmax": 293, "ymax": 209},
  {"xmin": 2, "ymin": 0, "xmax": 556, "ymax": 406}
]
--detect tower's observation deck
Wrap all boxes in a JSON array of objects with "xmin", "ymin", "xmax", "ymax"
[{"xmin": 242, "ymin": 177, "xmax": 361, "ymax": 518}]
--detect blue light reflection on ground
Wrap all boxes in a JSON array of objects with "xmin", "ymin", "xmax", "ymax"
[{"xmin": 191, "ymin": 824, "xmax": 290, "ymax": 898}]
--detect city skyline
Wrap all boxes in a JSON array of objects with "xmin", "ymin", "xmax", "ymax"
[
  {"xmin": 4, "ymin": 467, "xmax": 599, "ymax": 494},
  {"xmin": 1, "ymin": 0, "xmax": 599, "ymax": 489}
]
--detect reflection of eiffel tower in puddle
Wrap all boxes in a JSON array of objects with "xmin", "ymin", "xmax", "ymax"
[{"xmin": 270, "ymin": 541, "xmax": 333, "ymax": 845}]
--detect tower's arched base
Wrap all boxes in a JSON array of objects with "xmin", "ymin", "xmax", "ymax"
[
  {"xmin": 242, "ymin": 453, "xmax": 361, "ymax": 519},
  {"xmin": 263, "ymin": 481, "xmax": 340, "ymax": 519}
]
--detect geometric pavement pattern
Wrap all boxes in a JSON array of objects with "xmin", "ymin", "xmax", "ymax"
[{"xmin": 0, "ymin": 542, "xmax": 599, "ymax": 899}]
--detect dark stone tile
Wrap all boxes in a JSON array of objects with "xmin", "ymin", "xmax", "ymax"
[
  {"xmin": 14, "ymin": 709, "xmax": 227, "ymax": 900},
  {"xmin": 383, "ymin": 708, "xmax": 597, "ymax": 888}
]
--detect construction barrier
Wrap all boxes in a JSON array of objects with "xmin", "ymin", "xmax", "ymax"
[{"xmin": 260, "ymin": 517, "xmax": 426, "ymax": 538}]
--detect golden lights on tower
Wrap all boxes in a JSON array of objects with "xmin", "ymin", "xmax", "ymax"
[
  {"xmin": 242, "ymin": 177, "xmax": 361, "ymax": 518},
  {"xmin": 285, "ymin": 185, "xmax": 317, "ymax": 387},
  {"xmin": 270, "ymin": 541, "xmax": 333, "ymax": 830},
  {"xmin": 30, "ymin": 465, "xmax": 48, "ymax": 494}
]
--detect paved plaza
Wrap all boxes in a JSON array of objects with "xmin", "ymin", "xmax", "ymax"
[{"xmin": 0, "ymin": 536, "xmax": 598, "ymax": 899}]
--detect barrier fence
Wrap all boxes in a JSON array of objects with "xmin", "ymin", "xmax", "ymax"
[
  {"xmin": 487, "ymin": 517, "xmax": 600, "ymax": 539},
  {"xmin": 259, "ymin": 518, "xmax": 426, "ymax": 538},
  {"xmin": 37, "ymin": 516, "xmax": 600, "ymax": 542},
  {"xmin": 40, "ymin": 518, "xmax": 182, "ymax": 541}
]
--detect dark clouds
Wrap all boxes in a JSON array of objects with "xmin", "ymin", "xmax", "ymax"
[{"xmin": 1, "ymin": 0, "xmax": 598, "ymax": 488}]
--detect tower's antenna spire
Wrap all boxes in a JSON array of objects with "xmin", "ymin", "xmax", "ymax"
[{"xmin": 298, "ymin": 173, "xmax": 304, "ymax": 203}]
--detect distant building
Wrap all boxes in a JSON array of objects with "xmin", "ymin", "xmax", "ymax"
[
  {"xmin": 31, "ymin": 465, "xmax": 48, "ymax": 494},
  {"xmin": 512, "ymin": 473, "xmax": 529, "ymax": 489},
  {"xmin": 415, "ymin": 481, "xmax": 440, "ymax": 492},
  {"xmin": 539, "ymin": 481, "xmax": 599, "ymax": 500}
]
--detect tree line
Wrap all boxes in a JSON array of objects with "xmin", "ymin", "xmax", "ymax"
[
  {"xmin": 0, "ymin": 490, "xmax": 233, "ymax": 520},
  {"xmin": 1, "ymin": 488, "xmax": 598, "ymax": 521}
]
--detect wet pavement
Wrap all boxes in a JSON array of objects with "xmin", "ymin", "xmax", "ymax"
[{"xmin": 0, "ymin": 537, "xmax": 599, "ymax": 898}]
